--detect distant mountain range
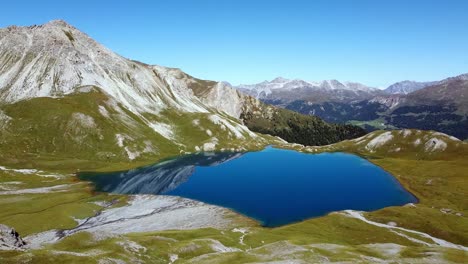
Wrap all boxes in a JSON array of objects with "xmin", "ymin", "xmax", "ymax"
[
  {"xmin": 234, "ymin": 74, "xmax": 468, "ymax": 139},
  {"xmin": 236, "ymin": 78, "xmax": 384, "ymax": 104}
]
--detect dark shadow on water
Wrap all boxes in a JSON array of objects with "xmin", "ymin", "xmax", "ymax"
[{"xmin": 79, "ymin": 152, "xmax": 245, "ymax": 195}]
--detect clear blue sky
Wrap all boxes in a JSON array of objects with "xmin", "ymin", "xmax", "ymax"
[{"xmin": 2, "ymin": 0, "xmax": 468, "ymax": 87}]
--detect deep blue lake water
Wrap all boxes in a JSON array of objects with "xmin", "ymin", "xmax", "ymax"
[{"xmin": 79, "ymin": 147, "xmax": 417, "ymax": 227}]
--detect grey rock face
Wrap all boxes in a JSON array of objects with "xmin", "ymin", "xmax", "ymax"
[
  {"xmin": 0, "ymin": 20, "xmax": 249, "ymax": 121},
  {"xmin": 0, "ymin": 224, "xmax": 26, "ymax": 250}
]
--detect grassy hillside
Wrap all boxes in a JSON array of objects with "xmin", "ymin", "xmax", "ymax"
[{"xmin": 0, "ymin": 88, "xmax": 270, "ymax": 171}]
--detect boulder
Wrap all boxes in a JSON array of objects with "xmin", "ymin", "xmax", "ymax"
[{"xmin": 0, "ymin": 224, "xmax": 26, "ymax": 250}]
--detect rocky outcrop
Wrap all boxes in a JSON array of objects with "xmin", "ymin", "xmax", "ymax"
[{"xmin": 0, "ymin": 224, "xmax": 26, "ymax": 250}]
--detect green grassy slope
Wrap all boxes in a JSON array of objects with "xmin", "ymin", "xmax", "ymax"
[{"xmin": 0, "ymin": 88, "xmax": 271, "ymax": 171}]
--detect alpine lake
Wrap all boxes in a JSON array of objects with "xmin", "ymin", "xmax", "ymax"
[{"xmin": 79, "ymin": 147, "xmax": 418, "ymax": 227}]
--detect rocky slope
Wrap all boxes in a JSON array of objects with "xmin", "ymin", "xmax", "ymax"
[
  {"xmin": 0, "ymin": 224, "xmax": 26, "ymax": 251},
  {"xmin": 0, "ymin": 20, "xmax": 365, "ymax": 167},
  {"xmin": 0, "ymin": 20, "xmax": 240, "ymax": 118}
]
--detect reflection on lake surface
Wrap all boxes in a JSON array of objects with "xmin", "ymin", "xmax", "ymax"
[{"xmin": 79, "ymin": 147, "xmax": 417, "ymax": 227}]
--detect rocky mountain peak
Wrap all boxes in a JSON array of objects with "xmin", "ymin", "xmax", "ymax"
[
  {"xmin": 0, "ymin": 20, "xmax": 255, "ymax": 124},
  {"xmin": 44, "ymin": 19, "xmax": 73, "ymax": 28},
  {"xmin": 271, "ymin": 77, "xmax": 289, "ymax": 83}
]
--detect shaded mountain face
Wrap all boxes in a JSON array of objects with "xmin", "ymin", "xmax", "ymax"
[
  {"xmin": 235, "ymin": 75, "xmax": 468, "ymax": 140},
  {"xmin": 384, "ymin": 80, "xmax": 438, "ymax": 94},
  {"xmin": 0, "ymin": 21, "xmax": 366, "ymax": 166},
  {"xmin": 405, "ymin": 73, "xmax": 468, "ymax": 110},
  {"xmin": 386, "ymin": 75, "xmax": 468, "ymax": 139}
]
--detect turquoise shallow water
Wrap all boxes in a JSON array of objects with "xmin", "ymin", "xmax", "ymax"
[{"xmin": 79, "ymin": 147, "xmax": 417, "ymax": 227}]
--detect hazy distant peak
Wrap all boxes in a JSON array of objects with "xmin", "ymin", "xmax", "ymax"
[
  {"xmin": 236, "ymin": 78, "xmax": 375, "ymax": 91},
  {"xmin": 446, "ymin": 73, "xmax": 468, "ymax": 81},
  {"xmin": 233, "ymin": 77, "xmax": 381, "ymax": 102},
  {"xmin": 384, "ymin": 80, "xmax": 438, "ymax": 94},
  {"xmin": 271, "ymin": 77, "xmax": 290, "ymax": 83}
]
